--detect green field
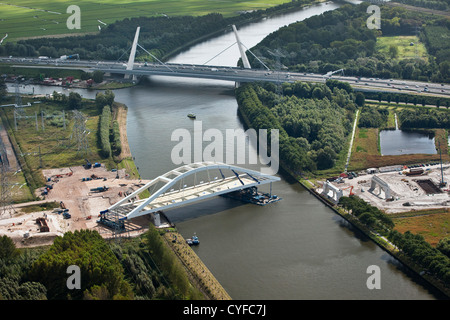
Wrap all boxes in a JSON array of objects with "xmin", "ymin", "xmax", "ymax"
[
  {"xmin": 376, "ymin": 35, "xmax": 429, "ymax": 61},
  {"xmin": 0, "ymin": 0, "xmax": 292, "ymax": 41}
]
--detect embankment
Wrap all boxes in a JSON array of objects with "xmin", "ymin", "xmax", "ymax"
[{"xmin": 236, "ymin": 89, "xmax": 450, "ymax": 299}]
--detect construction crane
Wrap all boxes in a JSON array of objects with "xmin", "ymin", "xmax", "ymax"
[{"xmin": 341, "ymin": 185, "xmax": 354, "ymax": 196}]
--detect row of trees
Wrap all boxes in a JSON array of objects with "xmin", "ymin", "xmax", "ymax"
[
  {"xmin": 339, "ymin": 196, "xmax": 395, "ymax": 235},
  {"xmin": 388, "ymin": 230, "xmax": 450, "ymax": 285},
  {"xmin": 145, "ymin": 225, "xmax": 203, "ymax": 299},
  {"xmin": 398, "ymin": 108, "xmax": 450, "ymax": 129},
  {"xmin": 398, "ymin": 0, "xmax": 449, "ymax": 10},
  {"xmin": 338, "ymin": 197, "xmax": 450, "ymax": 287},
  {"xmin": 363, "ymin": 91, "xmax": 450, "ymax": 108},
  {"xmin": 99, "ymin": 106, "xmax": 113, "ymax": 158},
  {"xmin": 95, "ymin": 90, "xmax": 122, "ymax": 158}
]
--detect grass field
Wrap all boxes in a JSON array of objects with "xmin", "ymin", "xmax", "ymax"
[
  {"xmin": 376, "ymin": 35, "xmax": 429, "ymax": 61},
  {"xmin": 392, "ymin": 209, "xmax": 450, "ymax": 247},
  {"xmin": 0, "ymin": 0, "xmax": 293, "ymax": 41}
]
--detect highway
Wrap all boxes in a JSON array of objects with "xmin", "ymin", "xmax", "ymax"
[{"xmin": 1, "ymin": 56, "xmax": 449, "ymax": 98}]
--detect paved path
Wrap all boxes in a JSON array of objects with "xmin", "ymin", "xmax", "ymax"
[{"xmin": 345, "ymin": 109, "xmax": 360, "ymax": 172}]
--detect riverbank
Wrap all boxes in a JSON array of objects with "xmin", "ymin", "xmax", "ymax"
[
  {"xmin": 298, "ymin": 178, "xmax": 450, "ymax": 298},
  {"xmin": 161, "ymin": 0, "xmax": 331, "ymax": 62},
  {"xmin": 162, "ymin": 230, "xmax": 232, "ymax": 300},
  {"xmin": 236, "ymin": 87, "xmax": 450, "ymax": 298}
]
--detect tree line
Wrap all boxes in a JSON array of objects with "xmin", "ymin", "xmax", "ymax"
[
  {"xmin": 0, "ymin": 0, "xmax": 314, "ymax": 63},
  {"xmin": 338, "ymin": 196, "xmax": 450, "ymax": 288},
  {"xmin": 236, "ymin": 80, "xmax": 357, "ymax": 172},
  {"xmin": 0, "ymin": 227, "xmax": 203, "ymax": 300},
  {"xmin": 362, "ymin": 91, "xmax": 450, "ymax": 108},
  {"xmin": 398, "ymin": 108, "xmax": 450, "ymax": 128},
  {"xmin": 246, "ymin": 3, "xmax": 450, "ymax": 83}
]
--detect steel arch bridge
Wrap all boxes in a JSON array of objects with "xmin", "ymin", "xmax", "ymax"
[{"xmin": 102, "ymin": 162, "xmax": 280, "ymax": 223}]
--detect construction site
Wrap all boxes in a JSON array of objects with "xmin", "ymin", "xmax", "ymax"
[
  {"xmin": 317, "ymin": 162, "xmax": 450, "ymax": 214},
  {"xmin": 0, "ymin": 163, "xmax": 158, "ymax": 248}
]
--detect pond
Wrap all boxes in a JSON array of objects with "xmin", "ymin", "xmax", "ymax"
[{"xmin": 379, "ymin": 129, "xmax": 437, "ymax": 156}]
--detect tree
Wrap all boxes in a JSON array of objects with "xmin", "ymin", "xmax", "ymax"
[
  {"xmin": 0, "ymin": 78, "xmax": 7, "ymax": 101},
  {"xmin": 388, "ymin": 45, "xmax": 399, "ymax": 59},
  {"xmin": 104, "ymin": 90, "xmax": 115, "ymax": 107},
  {"xmin": 93, "ymin": 71, "xmax": 104, "ymax": 83},
  {"xmin": 29, "ymin": 230, "xmax": 132, "ymax": 300},
  {"xmin": 95, "ymin": 92, "xmax": 107, "ymax": 110},
  {"xmin": 0, "ymin": 235, "xmax": 18, "ymax": 260},
  {"xmin": 68, "ymin": 92, "xmax": 82, "ymax": 109},
  {"xmin": 355, "ymin": 92, "xmax": 365, "ymax": 107},
  {"xmin": 315, "ymin": 146, "xmax": 336, "ymax": 169},
  {"xmin": 437, "ymin": 237, "xmax": 450, "ymax": 258}
]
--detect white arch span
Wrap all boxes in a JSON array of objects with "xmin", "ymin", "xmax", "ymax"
[{"xmin": 106, "ymin": 162, "xmax": 280, "ymax": 220}]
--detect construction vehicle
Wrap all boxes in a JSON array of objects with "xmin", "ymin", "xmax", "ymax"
[
  {"xmin": 90, "ymin": 186, "xmax": 109, "ymax": 193},
  {"xmin": 84, "ymin": 159, "xmax": 92, "ymax": 169},
  {"xmin": 36, "ymin": 218, "xmax": 49, "ymax": 232},
  {"xmin": 341, "ymin": 186, "xmax": 355, "ymax": 196}
]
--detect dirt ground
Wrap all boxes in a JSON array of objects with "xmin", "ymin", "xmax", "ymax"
[
  {"xmin": 318, "ymin": 163, "xmax": 450, "ymax": 214},
  {"xmin": 0, "ymin": 165, "xmax": 153, "ymax": 247}
]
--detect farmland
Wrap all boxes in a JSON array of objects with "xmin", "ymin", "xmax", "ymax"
[{"xmin": 0, "ymin": 0, "xmax": 293, "ymax": 41}]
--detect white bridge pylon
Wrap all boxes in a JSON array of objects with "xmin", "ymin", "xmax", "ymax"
[
  {"xmin": 124, "ymin": 24, "xmax": 252, "ymax": 75},
  {"xmin": 107, "ymin": 162, "xmax": 280, "ymax": 220}
]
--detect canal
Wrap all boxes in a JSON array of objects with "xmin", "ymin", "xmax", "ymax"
[{"xmin": 9, "ymin": 1, "xmax": 445, "ymax": 299}]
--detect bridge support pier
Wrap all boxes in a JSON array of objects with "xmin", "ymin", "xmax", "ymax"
[
  {"xmin": 322, "ymin": 181, "xmax": 343, "ymax": 203},
  {"xmin": 125, "ymin": 26, "xmax": 140, "ymax": 80},
  {"xmin": 232, "ymin": 25, "xmax": 251, "ymax": 69},
  {"xmin": 368, "ymin": 175, "xmax": 391, "ymax": 199}
]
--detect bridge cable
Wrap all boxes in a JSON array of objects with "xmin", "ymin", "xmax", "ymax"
[
  {"xmin": 137, "ymin": 44, "xmax": 174, "ymax": 72},
  {"xmin": 203, "ymin": 42, "xmax": 237, "ymax": 66},
  {"xmin": 241, "ymin": 44, "xmax": 271, "ymax": 71},
  {"xmin": 116, "ymin": 46, "xmax": 131, "ymax": 63}
]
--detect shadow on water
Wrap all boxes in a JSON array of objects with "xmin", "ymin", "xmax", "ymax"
[
  {"xmin": 381, "ymin": 254, "xmax": 449, "ymax": 300},
  {"xmin": 164, "ymin": 196, "xmax": 247, "ymax": 223},
  {"xmin": 331, "ymin": 214, "xmax": 374, "ymax": 245}
]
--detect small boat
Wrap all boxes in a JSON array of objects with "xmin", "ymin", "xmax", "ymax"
[
  {"xmin": 187, "ymin": 113, "xmax": 196, "ymax": 119},
  {"xmin": 186, "ymin": 233, "xmax": 199, "ymax": 246}
]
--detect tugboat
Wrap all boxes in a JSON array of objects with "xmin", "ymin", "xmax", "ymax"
[
  {"xmin": 186, "ymin": 233, "xmax": 200, "ymax": 246},
  {"xmin": 187, "ymin": 113, "xmax": 196, "ymax": 119}
]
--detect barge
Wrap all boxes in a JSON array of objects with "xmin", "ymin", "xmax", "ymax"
[{"xmin": 221, "ymin": 186, "xmax": 281, "ymax": 205}]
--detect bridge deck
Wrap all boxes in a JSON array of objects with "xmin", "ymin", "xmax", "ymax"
[{"xmin": 105, "ymin": 163, "xmax": 278, "ymax": 221}]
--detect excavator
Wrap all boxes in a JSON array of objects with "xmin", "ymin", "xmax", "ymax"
[{"xmin": 341, "ymin": 185, "xmax": 355, "ymax": 196}]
